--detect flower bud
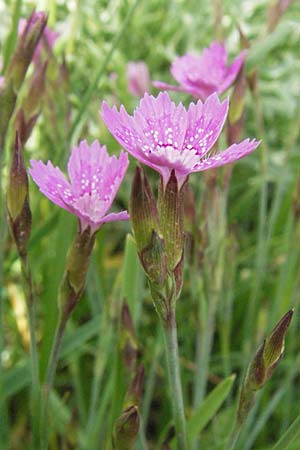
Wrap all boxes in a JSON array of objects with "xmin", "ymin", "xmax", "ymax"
[
  {"xmin": 113, "ymin": 405, "xmax": 139, "ymax": 450},
  {"xmin": 130, "ymin": 166, "xmax": 160, "ymax": 251},
  {"xmin": 7, "ymin": 134, "xmax": 31, "ymax": 257},
  {"xmin": 158, "ymin": 170, "xmax": 185, "ymax": 272},
  {"xmin": 58, "ymin": 227, "xmax": 95, "ymax": 319},
  {"xmin": 237, "ymin": 310, "xmax": 293, "ymax": 424},
  {"xmin": 15, "ymin": 61, "xmax": 47, "ymax": 145},
  {"xmin": 0, "ymin": 12, "xmax": 47, "ymax": 152},
  {"xmin": 130, "ymin": 167, "xmax": 167, "ymax": 286},
  {"xmin": 5, "ymin": 12, "xmax": 47, "ymax": 90},
  {"xmin": 124, "ymin": 365, "xmax": 144, "ymax": 409}
]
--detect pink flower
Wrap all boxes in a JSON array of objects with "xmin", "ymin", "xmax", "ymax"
[
  {"xmin": 153, "ymin": 41, "xmax": 246, "ymax": 100},
  {"xmin": 19, "ymin": 14, "xmax": 59, "ymax": 66},
  {"xmin": 127, "ymin": 61, "xmax": 150, "ymax": 97},
  {"xmin": 101, "ymin": 92, "xmax": 260, "ymax": 188},
  {"xmin": 29, "ymin": 140, "xmax": 129, "ymax": 233}
]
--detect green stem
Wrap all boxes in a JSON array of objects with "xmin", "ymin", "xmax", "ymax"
[
  {"xmin": 226, "ymin": 423, "xmax": 242, "ymax": 450},
  {"xmin": 41, "ymin": 314, "xmax": 68, "ymax": 450},
  {"xmin": 162, "ymin": 311, "xmax": 187, "ymax": 450},
  {"xmin": 20, "ymin": 256, "xmax": 40, "ymax": 449}
]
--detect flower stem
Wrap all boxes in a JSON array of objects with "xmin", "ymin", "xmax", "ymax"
[
  {"xmin": 20, "ymin": 256, "xmax": 40, "ymax": 449},
  {"xmin": 226, "ymin": 423, "xmax": 242, "ymax": 450},
  {"xmin": 40, "ymin": 314, "xmax": 68, "ymax": 450},
  {"xmin": 162, "ymin": 310, "xmax": 187, "ymax": 450}
]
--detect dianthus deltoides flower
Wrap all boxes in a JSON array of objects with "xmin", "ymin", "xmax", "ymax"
[
  {"xmin": 29, "ymin": 140, "xmax": 129, "ymax": 233},
  {"xmin": 153, "ymin": 41, "xmax": 246, "ymax": 100},
  {"xmin": 101, "ymin": 91, "xmax": 260, "ymax": 189}
]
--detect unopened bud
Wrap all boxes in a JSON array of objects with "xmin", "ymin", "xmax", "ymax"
[
  {"xmin": 24, "ymin": 61, "xmax": 47, "ymax": 118},
  {"xmin": 7, "ymin": 134, "xmax": 31, "ymax": 257},
  {"xmin": 130, "ymin": 167, "xmax": 167, "ymax": 286},
  {"xmin": 158, "ymin": 170, "xmax": 185, "ymax": 272},
  {"xmin": 237, "ymin": 310, "xmax": 293, "ymax": 424},
  {"xmin": 58, "ymin": 227, "xmax": 95, "ymax": 318},
  {"xmin": 15, "ymin": 62, "xmax": 47, "ymax": 145},
  {"xmin": 113, "ymin": 405, "xmax": 139, "ymax": 450},
  {"xmin": 130, "ymin": 166, "xmax": 160, "ymax": 251},
  {"xmin": 140, "ymin": 230, "xmax": 167, "ymax": 286},
  {"xmin": 6, "ymin": 11, "xmax": 47, "ymax": 91},
  {"xmin": 120, "ymin": 301, "xmax": 138, "ymax": 371},
  {"xmin": 124, "ymin": 365, "xmax": 144, "ymax": 409}
]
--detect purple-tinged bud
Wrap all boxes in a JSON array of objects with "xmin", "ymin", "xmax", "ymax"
[
  {"xmin": 120, "ymin": 301, "xmax": 138, "ymax": 372},
  {"xmin": 130, "ymin": 167, "xmax": 160, "ymax": 251},
  {"xmin": 237, "ymin": 310, "xmax": 293, "ymax": 424},
  {"xmin": 6, "ymin": 11, "xmax": 47, "ymax": 91},
  {"xmin": 0, "ymin": 12, "xmax": 47, "ymax": 154},
  {"xmin": 15, "ymin": 61, "xmax": 47, "ymax": 145},
  {"xmin": 158, "ymin": 171, "xmax": 185, "ymax": 273},
  {"xmin": 124, "ymin": 365, "xmax": 145, "ymax": 408},
  {"xmin": 7, "ymin": 134, "xmax": 31, "ymax": 257},
  {"xmin": 127, "ymin": 61, "xmax": 150, "ymax": 97},
  {"xmin": 113, "ymin": 405, "xmax": 140, "ymax": 450},
  {"xmin": 130, "ymin": 167, "xmax": 167, "ymax": 286},
  {"xmin": 140, "ymin": 230, "xmax": 167, "ymax": 287},
  {"xmin": 58, "ymin": 228, "xmax": 95, "ymax": 319}
]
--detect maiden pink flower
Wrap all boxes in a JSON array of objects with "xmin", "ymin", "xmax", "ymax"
[
  {"xmin": 101, "ymin": 91, "xmax": 260, "ymax": 188},
  {"xmin": 127, "ymin": 61, "xmax": 150, "ymax": 97},
  {"xmin": 153, "ymin": 41, "xmax": 246, "ymax": 100},
  {"xmin": 29, "ymin": 140, "xmax": 129, "ymax": 233}
]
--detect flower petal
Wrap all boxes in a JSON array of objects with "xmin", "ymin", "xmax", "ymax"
[
  {"xmin": 219, "ymin": 50, "xmax": 246, "ymax": 94},
  {"xmin": 183, "ymin": 93, "xmax": 229, "ymax": 158},
  {"xmin": 133, "ymin": 92, "xmax": 188, "ymax": 152},
  {"xmin": 29, "ymin": 159, "xmax": 73, "ymax": 212},
  {"xmin": 101, "ymin": 210, "xmax": 129, "ymax": 224},
  {"xmin": 193, "ymin": 138, "xmax": 261, "ymax": 171},
  {"xmin": 67, "ymin": 140, "xmax": 111, "ymax": 197}
]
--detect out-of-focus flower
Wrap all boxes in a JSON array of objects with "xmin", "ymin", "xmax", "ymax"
[
  {"xmin": 29, "ymin": 140, "xmax": 129, "ymax": 233},
  {"xmin": 19, "ymin": 15, "xmax": 59, "ymax": 66},
  {"xmin": 127, "ymin": 61, "xmax": 150, "ymax": 97},
  {"xmin": 101, "ymin": 91, "xmax": 260, "ymax": 188},
  {"xmin": 153, "ymin": 41, "xmax": 246, "ymax": 100}
]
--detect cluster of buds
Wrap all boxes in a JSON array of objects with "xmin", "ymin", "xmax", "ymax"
[
  {"xmin": 237, "ymin": 310, "xmax": 293, "ymax": 425},
  {"xmin": 130, "ymin": 167, "xmax": 185, "ymax": 321}
]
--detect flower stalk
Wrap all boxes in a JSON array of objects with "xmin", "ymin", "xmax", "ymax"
[
  {"xmin": 7, "ymin": 134, "xmax": 40, "ymax": 448},
  {"xmin": 162, "ymin": 306, "xmax": 188, "ymax": 450},
  {"xmin": 40, "ymin": 227, "xmax": 95, "ymax": 449},
  {"xmin": 130, "ymin": 167, "xmax": 188, "ymax": 449}
]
